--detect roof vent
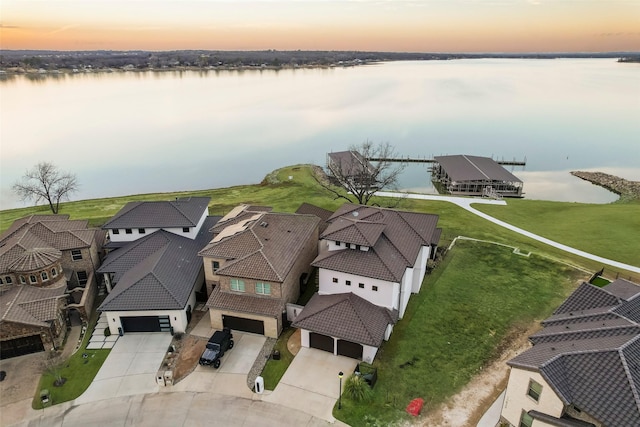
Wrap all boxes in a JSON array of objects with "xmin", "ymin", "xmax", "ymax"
[
  {"xmin": 260, "ymin": 222, "xmax": 268, "ymax": 227},
  {"xmin": 352, "ymin": 211, "xmax": 359, "ymax": 217}
]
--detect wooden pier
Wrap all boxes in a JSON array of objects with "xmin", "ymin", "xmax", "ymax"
[{"xmin": 367, "ymin": 156, "xmax": 526, "ymax": 167}]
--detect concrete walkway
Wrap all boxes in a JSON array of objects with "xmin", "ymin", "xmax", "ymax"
[{"xmin": 378, "ymin": 191, "xmax": 640, "ymax": 274}]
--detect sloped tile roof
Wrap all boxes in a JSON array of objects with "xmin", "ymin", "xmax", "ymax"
[
  {"xmin": 7, "ymin": 248, "xmax": 62, "ymax": 272},
  {"xmin": 99, "ymin": 216, "xmax": 219, "ymax": 312},
  {"xmin": 314, "ymin": 203, "xmax": 439, "ymax": 282},
  {"xmin": 205, "ymin": 285, "xmax": 283, "ymax": 317},
  {"xmin": 0, "ymin": 282, "xmax": 66, "ymax": 327},
  {"xmin": 605, "ymin": 278, "xmax": 640, "ymax": 301},
  {"xmin": 210, "ymin": 205, "xmax": 272, "ymax": 234},
  {"xmin": 508, "ymin": 281, "xmax": 640, "ymax": 427},
  {"xmin": 295, "ymin": 203, "xmax": 333, "ymax": 233},
  {"xmin": 200, "ymin": 211, "xmax": 320, "ymax": 283},
  {"xmin": 293, "ymin": 292, "xmax": 398, "ymax": 347},
  {"xmin": 102, "ymin": 197, "xmax": 210, "ymax": 229}
]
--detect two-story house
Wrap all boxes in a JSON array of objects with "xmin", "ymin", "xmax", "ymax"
[
  {"xmin": 500, "ymin": 279, "xmax": 640, "ymax": 427},
  {"xmin": 97, "ymin": 197, "xmax": 217, "ymax": 335},
  {"xmin": 293, "ymin": 203, "xmax": 440, "ymax": 362},
  {"xmin": 199, "ymin": 204, "xmax": 320, "ymax": 338},
  {"xmin": 0, "ymin": 214, "xmax": 104, "ymax": 359}
]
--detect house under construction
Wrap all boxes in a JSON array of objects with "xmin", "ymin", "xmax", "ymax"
[{"xmin": 431, "ymin": 155, "xmax": 523, "ymax": 198}]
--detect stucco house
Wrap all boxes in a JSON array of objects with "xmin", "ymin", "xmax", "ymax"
[
  {"xmin": 97, "ymin": 197, "xmax": 217, "ymax": 335},
  {"xmin": 293, "ymin": 203, "xmax": 441, "ymax": 362},
  {"xmin": 199, "ymin": 204, "xmax": 320, "ymax": 338},
  {"xmin": 500, "ymin": 279, "xmax": 640, "ymax": 427},
  {"xmin": 0, "ymin": 214, "xmax": 104, "ymax": 359}
]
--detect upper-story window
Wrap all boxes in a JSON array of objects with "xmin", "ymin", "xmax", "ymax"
[
  {"xmin": 183, "ymin": 227, "xmax": 190, "ymax": 233},
  {"xmin": 112, "ymin": 229, "xmax": 120, "ymax": 235},
  {"xmin": 19, "ymin": 275, "xmax": 26, "ymax": 284},
  {"xmin": 77, "ymin": 271, "xmax": 88, "ymax": 286},
  {"xmin": 527, "ymin": 379, "xmax": 542, "ymax": 402},
  {"xmin": 359, "ymin": 283, "xmax": 365, "ymax": 289},
  {"xmin": 51, "ymin": 268, "xmax": 58, "ymax": 277},
  {"xmin": 335, "ymin": 241, "xmax": 341, "ymax": 246},
  {"xmin": 71, "ymin": 249, "xmax": 83, "ymax": 261},
  {"xmin": 125, "ymin": 228, "xmax": 133, "ymax": 234},
  {"xmin": 356, "ymin": 245, "xmax": 361, "ymax": 250},
  {"xmin": 372, "ymin": 285, "xmax": 378, "ymax": 291},
  {"xmin": 230, "ymin": 278, "xmax": 245, "ymax": 292},
  {"xmin": 212, "ymin": 261, "xmax": 220, "ymax": 273},
  {"xmin": 138, "ymin": 228, "xmax": 146, "ymax": 234},
  {"xmin": 29, "ymin": 275, "xmax": 37, "ymax": 284},
  {"xmin": 41, "ymin": 271, "xmax": 49, "ymax": 281},
  {"xmin": 346, "ymin": 280, "xmax": 351, "ymax": 286},
  {"xmin": 332, "ymin": 277, "xmax": 338, "ymax": 283},
  {"xmin": 0, "ymin": 278, "xmax": 3, "ymax": 285},
  {"xmin": 4, "ymin": 276, "xmax": 12, "ymax": 284},
  {"xmin": 256, "ymin": 282, "xmax": 271, "ymax": 295}
]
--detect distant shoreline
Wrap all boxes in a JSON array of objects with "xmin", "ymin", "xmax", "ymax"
[{"xmin": 571, "ymin": 171, "xmax": 640, "ymax": 202}]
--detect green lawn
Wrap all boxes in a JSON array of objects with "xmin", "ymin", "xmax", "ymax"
[
  {"xmin": 335, "ymin": 239, "xmax": 580, "ymax": 426},
  {"xmin": 32, "ymin": 311, "xmax": 110, "ymax": 409},
  {"xmin": 261, "ymin": 327, "xmax": 296, "ymax": 390}
]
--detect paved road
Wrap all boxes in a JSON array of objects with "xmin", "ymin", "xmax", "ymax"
[{"xmin": 378, "ymin": 191, "xmax": 640, "ymax": 274}]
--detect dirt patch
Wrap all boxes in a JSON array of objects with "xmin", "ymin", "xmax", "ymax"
[
  {"xmin": 413, "ymin": 322, "xmax": 543, "ymax": 427},
  {"xmin": 172, "ymin": 335, "xmax": 207, "ymax": 383}
]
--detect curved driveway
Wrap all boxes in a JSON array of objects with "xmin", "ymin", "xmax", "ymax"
[{"xmin": 378, "ymin": 191, "xmax": 640, "ymax": 274}]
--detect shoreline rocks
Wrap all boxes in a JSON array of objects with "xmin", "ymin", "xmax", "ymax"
[{"xmin": 571, "ymin": 171, "xmax": 640, "ymax": 202}]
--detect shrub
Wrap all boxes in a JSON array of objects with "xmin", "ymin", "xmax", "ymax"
[
  {"xmin": 344, "ymin": 374, "xmax": 373, "ymax": 402},
  {"xmin": 104, "ymin": 327, "xmax": 111, "ymax": 337}
]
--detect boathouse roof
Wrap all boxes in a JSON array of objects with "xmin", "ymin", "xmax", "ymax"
[{"xmin": 434, "ymin": 155, "xmax": 522, "ymax": 183}]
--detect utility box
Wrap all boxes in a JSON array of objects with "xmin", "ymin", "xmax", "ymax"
[
  {"xmin": 255, "ymin": 376, "xmax": 264, "ymax": 394},
  {"xmin": 164, "ymin": 371, "xmax": 173, "ymax": 386},
  {"xmin": 156, "ymin": 372, "xmax": 166, "ymax": 386}
]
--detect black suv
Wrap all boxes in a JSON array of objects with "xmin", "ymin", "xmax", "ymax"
[{"xmin": 199, "ymin": 328, "xmax": 234, "ymax": 368}]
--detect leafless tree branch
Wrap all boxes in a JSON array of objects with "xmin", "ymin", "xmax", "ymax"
[{"xmin": 12, "ymin": 162, "xmax": 79, "ymax": 214}]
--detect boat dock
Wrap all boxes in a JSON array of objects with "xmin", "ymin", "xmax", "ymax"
[{"xmin": 367, "ymin": 156, "xmax": 526, "ymax": 167}]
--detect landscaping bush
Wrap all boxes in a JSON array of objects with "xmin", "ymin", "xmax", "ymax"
[
  {"xmin": 344, "ymin": 374, "xmax": 373, "ymax": 402},
  {"xmin": 104, "ymin": 327, "xmax": 111, "ymax": 337}
]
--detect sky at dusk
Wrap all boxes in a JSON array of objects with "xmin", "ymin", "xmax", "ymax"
[{"xmin": 1, "ymin": 0, "xmax": 639, "ymax": 53}]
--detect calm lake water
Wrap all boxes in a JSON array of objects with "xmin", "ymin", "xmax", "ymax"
[{"xmin": 1, "ymin": 59, "xmax": 639, "ymax": 209}]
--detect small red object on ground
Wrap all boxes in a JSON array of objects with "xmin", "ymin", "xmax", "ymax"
[{"xmin": 406, "ymin": 397, "xmax": 424, "ymax": 416}]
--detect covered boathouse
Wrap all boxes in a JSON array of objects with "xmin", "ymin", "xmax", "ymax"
[{"xmin": 431, "ymin": 155, "xmax": 523, "ymax": 198}]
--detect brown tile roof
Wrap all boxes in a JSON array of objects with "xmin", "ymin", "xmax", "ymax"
[
  {"xmin": 0, "ymin": 282, "xmax": 67, "ymax": 327},
  {"xmin": 313, "ymin": 203, "xmax": 439, "ymax": 282},
  {"xmin": 102, "ymin": 197, "xmax": 211, "ymax": 229},
  {"xmin": 295, "ymin": 203, "xmax": 332, "ymax": 233},
  {"xmin": 206, "ymin": 285, "xmax": 284, "ymax": 317},
  {"xmin": 292, "ymin": 292, "xmax": 398, "ymax": 347},
  {"xmin": 200, "ymin": 211, "xmax": 320, "ymax": 283},
  {"xmin": 7, "ymin": 248, "xmax": 62, "ymax": 272},
  {"xmin": 604, "ymin": 278, "xmax": 640, "ymax": 301},
  {"xmin": 508, "ymin": 280, "xmax": 640, "ymax": 427}
]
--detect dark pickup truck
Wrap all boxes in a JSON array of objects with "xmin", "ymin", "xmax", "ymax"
[{"xmin": 199, "ymin": 328, "xmax": 234, "ymax": 368}]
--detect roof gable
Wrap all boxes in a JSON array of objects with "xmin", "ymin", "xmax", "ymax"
[{"xmin": 102, "ymin": 197, "xmax": 210, "ymax": 229}]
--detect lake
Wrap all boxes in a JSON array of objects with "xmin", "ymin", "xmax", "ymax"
[{"xmin": 1, "ymin": 59, "xmax": 639, "ymax": 209}]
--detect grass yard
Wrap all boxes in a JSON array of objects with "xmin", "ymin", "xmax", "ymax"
[
  {"xmin": 32, "ymin": 313, "xmax": 110, "ymax": 409},
  {"xmin": 261, "ymin": 327, "xmax": 296, "ymax": 390},
  {"xmin": 335, "ymin": 239, "xmax": 582, "ymax": 427}
]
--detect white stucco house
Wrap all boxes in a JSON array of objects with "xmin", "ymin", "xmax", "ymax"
[
  {"xmin": 98, "ymin": 197, "xmax": 217, "ymax": 335},
  {"xmin": 293, "ymin": 203, "xmax": 441, "ymax": 362}
]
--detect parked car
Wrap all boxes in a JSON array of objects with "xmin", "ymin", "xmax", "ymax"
[{"xmin": 199, "ymin": 328, "xmax": 234, "ymax": 368}]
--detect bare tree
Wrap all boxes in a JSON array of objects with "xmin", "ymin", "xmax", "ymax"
[
  {"xmin": 319, "ymin": 141, "xmax": 406, "ymax": 205},
  {"xmin": 12, "ymin": 162, "xmax": 79, "ymax": 214}
]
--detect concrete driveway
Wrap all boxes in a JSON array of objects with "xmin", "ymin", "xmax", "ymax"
[
  {"xmin": 169, "ymin": 332, "xmax": 265, "ymax": 398},
  {"xmin": 262, "ymin": 347, "xmax": 358, "ymax": 422},
  {"xmin": 74, "ymin": 333, "xmax": 173, "ymax": 405}
]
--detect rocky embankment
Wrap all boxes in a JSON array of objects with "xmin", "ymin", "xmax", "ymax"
[{"xmin": 571, "ymin": 171, "xmax": 640, "ymax": 202}]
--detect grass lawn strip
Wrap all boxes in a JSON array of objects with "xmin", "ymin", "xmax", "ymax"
[
  {"xmin": 335, "ymin": 239, "xmax": 581, "ymax": 426},
  {"xmin": 261, "ymin": 327, "xmax": 296, "ymax": 390},
  {"xmin": 32, "ymin": 311, "xmax": 110, "ymax": 409}
]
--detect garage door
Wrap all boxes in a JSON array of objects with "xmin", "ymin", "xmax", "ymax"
[
  {"xmin": 0, "ymin": 335, "xmax": 45, "ymax": 359},
  {"xmin": 121, "ymin": 315, "xmax": 171, "ymax": 333},
  {"xmin": 223, "ymin": 315, "xmax": 264, "ymax": 335},
  {"xmin": 309, "ymin": 332, "xmax": 334, "ymax": 353},
  {"xmin": 337, "ymin": 340, "xmax": 363, "ymax": 359}
]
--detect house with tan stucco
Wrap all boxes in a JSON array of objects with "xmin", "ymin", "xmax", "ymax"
[
  {"xmin": 199, "ymin": 205, "xmax": 320, "ymax": 338},
  {"xmin": 500, "ymin": 279, "xmax": 640, "ymax": 427}
]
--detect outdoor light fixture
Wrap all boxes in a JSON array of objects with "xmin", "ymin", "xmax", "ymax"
[{"xmin": 338, "ymin": 371, "xmax": 344, "ymax": 409}]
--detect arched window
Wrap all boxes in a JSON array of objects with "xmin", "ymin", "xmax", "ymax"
[
  {"xmin": 52, "ymin": 267, "xmax": 58, "ymax": 277},
  {"xmin": 29, "ymin": 275, "xmax": 37, "ymax": 284},
  {"xmin": 19, "ymin": 275, "xmax": 26, "ymax": 284},
  {"xmin": 41, "ymin": 271, "xmax": 49, "ymax": 281}
]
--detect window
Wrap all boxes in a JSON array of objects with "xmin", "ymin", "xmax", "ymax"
[
  {"xmin": 19, "ymin": 275, "xmax": 26, "ymax": 284},
  {"xmin": 5, "ymin": 276, "xmax": 12, "ymax": 284},
  {"xmin": 527, "ymin": 379, "xmax": 542, "ymax": 402},
  {"xmin": 332, "ymin": 277, "xmax": 338, "ymax": 283},
  {"xmin": 335, "ymin": 241, "xmax": 341, "ymax": 246},
  {"xmin": 138, "ymin": 228, "xmax": 146, "ymax": 234},
  {"xmin": 256, "ymin": 282, "xmax": 271, "ymax": 295},
  {"xmin": 359, "ymin": 283, "xmax": 365, "ymax": 289},
  {"xmin": 230, "ymin": 279, "xmax": 245, "ymax": 292},
  {"xmin": 212, "ymin": 261, "xmax": 220, "ymax": 272},
  {"xmin": 0, "ymin": 278, "xmax": 3, "ymax": 285},
  {"xmin": 112, "ymin": 229, "xmax": 120, "ymax": 235},
  {"xmin": 41, "ymin": 271, "xmax": 49, "ymax": 281},
  {"xmin": 519, "ymin": 410, "xmax": 533, "ymax": 427},
  {"xmin": 51, "ymin": 268, "xmax": 57, "ymax": 277},
  {"xmin": 183, "ymin": 227, "xmax": 190, "ymax": 233},
  {"xmin": 125, "ymin": 228, "xmax": 132, "ymax": 234},
  {"xmin": 372, "ymin": 285, "xmax": 378, "ymax": 291},
  {"xmin": 71, "ymin": 249, "xmax": 83, "ymax": 261},
  {"xmin": 30, "ymin": 275, "xmax": 37, "ymax": 284},
  {"xmin": 356, "ymin": 245, "xmax": 361, "ymax": 250},
  {"xmin": 345, "ymin": 280, "xmax": 351, "ymax": 286},
  {"xmin": 77, "ymin": 271, "xmax": 88, "ymax": 286}
]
